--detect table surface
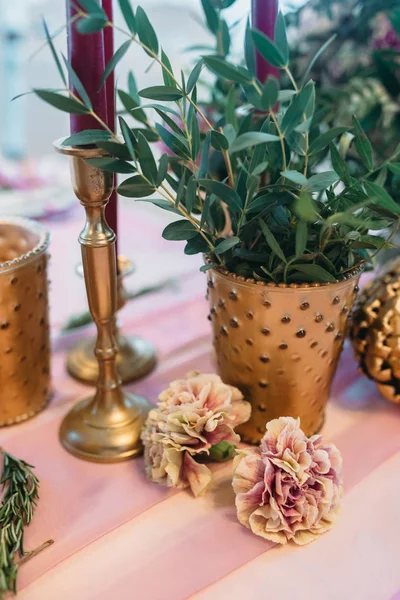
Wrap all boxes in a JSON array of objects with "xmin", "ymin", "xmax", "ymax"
[{"xmin": 3, "ymin": 199, "xmax": 400, "ymax": 600}]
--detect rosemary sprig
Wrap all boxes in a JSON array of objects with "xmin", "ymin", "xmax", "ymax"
[{"xmin": 0, "ymin": 451, "xmax": 53, "ymax": 599}]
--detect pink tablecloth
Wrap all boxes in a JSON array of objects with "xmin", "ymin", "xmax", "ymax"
[{"xmin": 2, "ymin": 204, "xmax": 400, "ymax": 600}]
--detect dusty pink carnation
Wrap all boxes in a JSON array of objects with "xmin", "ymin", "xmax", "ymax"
[
  {"xmin": 141, "ymin": 372, "xmax": 251, "ymax": 496},
  {"xmin": 232, "ymin": 417, "xmax": 343, "ymax": 545}
]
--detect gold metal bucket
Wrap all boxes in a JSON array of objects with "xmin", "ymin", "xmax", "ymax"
[
  {"xmin": 0, "ymin": 218, "xmax": 51, "ymax": 425},
  {"xmin": 207, "ymin": 268, "xmax": 360, "ymax": 443}
]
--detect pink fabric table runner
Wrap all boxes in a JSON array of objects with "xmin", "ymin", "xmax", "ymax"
[{"xmin": 2, "ymin": 206, "xmax": 400, "ymax": 599}]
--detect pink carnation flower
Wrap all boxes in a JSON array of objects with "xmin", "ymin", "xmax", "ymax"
[
  {"xmin": 141, "ymin": 372, "xmax": 251, "ymax": 496},
  {"xmin": 233, "ymin": 417, "xmax": 343, "ymax": 545}
]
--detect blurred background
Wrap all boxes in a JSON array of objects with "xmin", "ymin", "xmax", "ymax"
[{"xmin": 0, "ymin": 0, "xmax": 399, "ymax": 219}]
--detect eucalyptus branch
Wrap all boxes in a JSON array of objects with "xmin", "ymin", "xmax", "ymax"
[
  {"xmin": 330, "ymin": 158, "xmax": 392, "ymax": 207},
  {"xmin": 340, "ymin": 220, "xmax": 400, "ymax": 274},
  {"xmin": 251, "ymin": 80, "xmax": 287, "ymax": 172},
  {"xmin": 136, "ymin": 172, "xmax": 220, "ymax": 259},
  {"xmin": 0, "ymin": 450, "xmax": 52, "ymax": 599},
  {"xmin": 284, "ymin": 66, "xmax": 310, "ymax": 176}
]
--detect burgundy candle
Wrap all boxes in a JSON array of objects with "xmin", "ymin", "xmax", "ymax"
[
  {"xmin": 66, "ymin": 1, "xmax": 108, "ymax": 134},
  {"xmin": 102, "ymin": 0, "xmax": 118, "ymax": 249},
  {"xmin": 252, "ymin": 0, "xmax": 279, "ymax": 83}
]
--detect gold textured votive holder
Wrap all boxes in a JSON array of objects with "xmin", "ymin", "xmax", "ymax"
[
  {"xmin": 54, "ymin": 139, "xmax": 150, "ymax": 463},
  {"xmin": 66, "ymin": 255, "xmax": 157, "ymax": 385},
  {"xmin": 0, "ymin": 217, "xmax": 51, "ymax": 426}
]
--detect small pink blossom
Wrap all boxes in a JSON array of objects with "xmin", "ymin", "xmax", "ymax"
[
  {"xmin": 232, "ymin": 417, "xmax": 343, "ymax": 545},
  {"xmin": 141, "ymin": 372, "xmax": 251, "ymax": 496}
]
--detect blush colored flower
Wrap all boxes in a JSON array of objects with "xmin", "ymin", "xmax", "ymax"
[
  {"xmin": 232, "ymin": 417, "xmax": 343, "ymax": 545},
  {"xmin": 141, "ymin": 371, "xmax": 251, "ymax": 496}
]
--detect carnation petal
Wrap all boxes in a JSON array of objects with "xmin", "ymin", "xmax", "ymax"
[{"xmin": 183, "ymin": 452, "xmax": 212, "ymax": 497}]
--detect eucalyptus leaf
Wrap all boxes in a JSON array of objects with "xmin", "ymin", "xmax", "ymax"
[
  {"xmin": 43, "ymin": 19, "xmax": 66, "ymax": 86},
  {"xmin": 202, "ymin": 56, "xmax": 252, "ymax": 84},
  {"xmin": 251, "ymin": 29, "xmax": 287, "ymax": 68},
  {"xmin": 85, "ymin": 157, "xmax": 135, "ymax": 173},
  {"xmin": 137, "ymin": 198, "xmax": 180, "ymax": 214},
  {"xmin": 220, "ymin": 19, "xmax": 231, "ymax": 57},
  {"xmin": 281, "ymin": 82, "xmax": 314, "ymax": 136},
  {"xmin": 100, "ymin": 41, "xmax": 131, "ymax": 89},
  {"xmin": 137, "ymin": 131, "xmax": 158, "ymax": 183},
  {"xmin": 118, "ymin": 0, "xmax": 136, "ymax": 32},
  {"xmin": 191, "ymin": 116, "xmax": 201, "ymax": 159},
  {"xmin": 230, "ymin": 131, "xmax": 279, "ymax": 153},
  {"xmin": 185, "ymin": 176, "xmax": 198, "ymax": 213},
  {"xmin": 161, "ymin": 49, "xmax": 175, "ymax": 88},
  {"xmin": 155, "ymin": 123, "xmax": 191, "ymax": 159},
  {"xmin": 187, "ymin": 61, "xmax": 203, "ymax": 94},
  {"xmin": 118, "ymin": 116, "xmax": 137, "ymax": 160},
  {"xmin": 199, "ymin": 131, "xmax": 211, "ymax": 178},
  {"xmin": 139, "ymin": 86, "xmax": 184, "ymax": 101},
  {"xmin": 33, "ymin": 89, "xmax": 89, "ymax": 114},
  {"xmin": 118, "ymin": 89, "xmax": 148, "ymax": 124},
  {"xmin": 62, "ymin": 129, "xmax": 112, "ymax": 146},
  {"xmin": 157, "ymin": 153, "xmax": 169, "ymax": 186},
  {"xmin": 118, "ymin": 175, "xmax": 155, "ymax": 197},
  {"xmin": 274, "ymin": 12, "xmax": 289, "ymax": 64},
  {"xmin": 136, "ymin": 6, "xmax": 159, "ymax": 56},
  {"xmin": 294, "ymin": 192, "xmax": 318, "ymax": 222},
  {"xmin": 258, "ymin": 219, "xmax": 287, "ymax": 263},
  {"xmin": 289, "ymin": 263, "xmax": 336, "ymax": 283},
  {"xmin": 198, "ymin": 179, "xmax": 242, "ymax": 212},
  {"xmin": 309, "ymin": 127, "xmax": 348, "ymax": 154},
  {"xmin": 78, "ymin": 0, "xmax": 106, "ymax": 15},
  {"xmin": 388, "ymin": 163, "xmax": 400, "ymax": 175},
  {"xmin": 302, "ymin": 34, "xmax": 336, "ymax": 86},
  {"xmin": 162, "ymin": 220, "xmax": 198, "ymax": 241},
  {"xmin": 210, "ymin": 130, "xmax": 229, "ymax": 151},
  {"xmin": 201, "ymin": 0, "xmax": 219, "ymax": 34},
  {"xmin": 77, "ymin": 14, "xmax": 107, "ymax": 34},
  {"xmin": 214, "ymin": 236, "xmax": 240, "ymax": 254},
  {"xmin": 330, "ymin": 143, "xmax": 351, "ymax": 186},
  {"xmin": 244, "ymin": 18, "xmax": 256, "ymax": 77},
  {"xmin": 295, "ymin": 221, "xmax": 308, "ymax": 257},
  {"xmin": 262, "ymin": 76, "xmax": 279, "ymax": 111},
  {"xmin": 307, "ymin": 171, "xmax": 339, "ymax": 192},
  {"xmin": 280, "ymin": 170, "xmax": 308, "ymax": 186},
  {"xmin": 364, "ymin": 181, "xmax": 400, "ymax": 215},
  {"xmin": 97, "ymin": 141, "xmax": 132, "ymax": 160},
  {"xmin": 352, "ymin": 115, "xmax": 373, "ymax": 170}
]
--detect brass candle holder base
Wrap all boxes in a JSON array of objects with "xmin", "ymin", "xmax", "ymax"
[
  {"xmin": 55, "ymin": 139, "xmax": 150, "ymax": 463},
  {"xmin": 67, "ymin": 256, "xmax": 157, "ymax": 385},
  {"xmin": 67, "ymin": 335, "xmax": 156, "ymax": 385},
  {"xmin": 60, "ymin": 393, "xmax": 149, "ymax": 462}
]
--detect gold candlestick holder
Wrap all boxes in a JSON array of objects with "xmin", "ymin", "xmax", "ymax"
[
  {"xmin": 66, "ymin": 255, "xmax": 157, "ymax": 385},
  {"xmin": 55, "ymin": 139, "xmax": 150, "ymax": 462}
]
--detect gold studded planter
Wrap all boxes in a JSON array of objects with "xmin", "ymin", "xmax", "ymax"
[
  {"xmin": 207, "ymin": 268, "xmax": 361, "ymax": 444},
  {"xmin": 0, "ymin": 218, "xmax": 51, "ymax": 426}
]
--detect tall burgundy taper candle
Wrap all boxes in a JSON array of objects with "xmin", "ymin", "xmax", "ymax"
[
  {"xmin": 102, "ymin": 0, "xmax": 118, "ymax": 251},
  {"xmin": 66, "ymin": 0, "xmax": 108, "ymax": 134},
  {"xmin": 252, "ymin": 0, "xmax": 279, "ymax": 83}
]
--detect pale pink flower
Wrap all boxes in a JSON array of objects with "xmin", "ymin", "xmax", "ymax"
[
  {"xmin": 141, "ymin": 372, "xmax": 251, "ymax": 496},
  {"xmin": 233, "ymin": 417, "xmax": 343, "ymax": 545}
]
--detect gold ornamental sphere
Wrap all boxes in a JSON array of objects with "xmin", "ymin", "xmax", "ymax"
[{"xmin": 349, "ymin": 260, "xmax": 400, "ymax": 404}]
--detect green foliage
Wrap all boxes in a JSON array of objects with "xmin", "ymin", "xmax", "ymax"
[
  {"xmin": 37, "ymin": 2, "xmax": 400, "ymax": 284},
  {"xmin": 0, "ymin": 451, "xmax": 50, "ymax": 599}
]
